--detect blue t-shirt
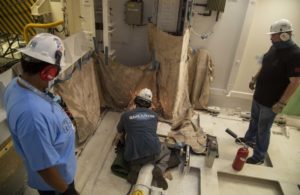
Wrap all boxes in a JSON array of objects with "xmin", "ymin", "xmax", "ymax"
[
  {"xmin": 117, "ymin": 107, "xmax": 160, "ymax": 161},
  {"xmin": 4, "ymin": 78, "xmax": 76, "ymax": 190}
]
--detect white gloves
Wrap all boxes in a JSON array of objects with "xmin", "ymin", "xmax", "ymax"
[{"xmin": 272, "ymin": 102, "xmax": 286, "ymax": 114}]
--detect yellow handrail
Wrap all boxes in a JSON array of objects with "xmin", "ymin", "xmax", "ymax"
[{"xmin": 23, "ymin": 20, "xmax": 64, "ymax": 43}]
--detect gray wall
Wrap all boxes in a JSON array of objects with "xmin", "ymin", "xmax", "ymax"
[{"xmin": 110, "ymin": 0, "xmax": 155, "ymax": 66}]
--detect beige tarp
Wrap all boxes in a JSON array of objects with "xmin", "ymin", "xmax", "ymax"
[
  {"xmin": 51, "ymin": 25, "xmax": 214, "ymax": 145},
  {"xmin": 168, "ymin": 108, "xmax": 207, "ymax": 154},
  {"xmin": 97, "ymin": 24, "xmax": 192, "ymax": 121},
  {"xmin": 94, "ymin": 25, "xmax": 213, "ymax": 152},
  {"xmin": 55, "ymin": 58, "xmax": 101, "ymax": 145},
  {"xmin": 188, "ymin": 49, "xmax": 214, "ymax": 110}
]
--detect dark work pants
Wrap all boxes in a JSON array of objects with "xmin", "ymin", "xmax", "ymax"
[
  {"xmin": 129, "ymin": 144, "xmax": 171, "ymax": 173},
  {"xmin": 37, "ymin": 181, "xmax": 75, "ymax": 195},
  {"xmin": 244, "ymin": 100, "xmax": 276, "ymax": 161}
]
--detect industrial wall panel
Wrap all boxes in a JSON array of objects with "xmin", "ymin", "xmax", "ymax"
[
  {"xmin": 0, "ymin": 0, "xmax": 36, "ymax": 36},
  {"xmin": 156, "ymin": 0, "xmax": 181, "ymax": 33}
]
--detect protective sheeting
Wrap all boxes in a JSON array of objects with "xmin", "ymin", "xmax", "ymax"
[
  {"xmin": 95, "ymin": 24, "xmax": 211, "ymax": 150},
  {"xmin": 97, "ymin": 24, "xmax": 192, "ymax": 121},
  {"xmin": 168, "ymin": 109, "xmax": 207, "ymax": 154},
  {"xmin": 55, "ymin": 58, "xmax": 101, "ymax": 145},
  {"xmin": 6, "ymin": 25, "xmax": 214, "ymax": 145},
  {"xmin": 188, "ymin": 49, "xmax": 214, "ymax": 110},
  {"xmin": 96, "ymin": 54, "xmax": 158, "ymax": 111}
]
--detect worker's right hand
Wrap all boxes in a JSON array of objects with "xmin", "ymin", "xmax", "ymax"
[
  {"xmin": 112, "ymin": 132, "xmax": 125, "ymax": 146},
  {"xmin": 249, "ymin": 77, "xmax": 256, "ymax": 90}
]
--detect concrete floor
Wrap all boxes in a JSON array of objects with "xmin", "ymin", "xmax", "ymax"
[{"xmin": 24, "ymin": 110, "xmax": 300, "ymax": 195}]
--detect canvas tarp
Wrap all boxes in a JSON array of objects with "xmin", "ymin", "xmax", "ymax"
[
  {"xmin": 39, "ymin": 25, "xmax": 214, "ymax": 144},
  {"xmin": 97, "ymin": 24, "xmax": 192, "ymax": 121},
  {"xmin": 188, "ymin": 49, "xmax": 214, "ymax": 110},
  {"xmin": 55, "ymin": 58, "xmax": 101, "ymax": 145},
  {"xmin": 94, "ymin": 25, "xmax": 212, "ymax": 152}
]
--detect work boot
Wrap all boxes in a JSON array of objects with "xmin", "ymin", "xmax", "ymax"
[
  {"xmin": 246, "ymin": 157, "xmax": 264, "ymax": 165},
  {"xmin": 127, "ymin": 165, "xmax": 141, "ymax": 184},
  {"xmin": 127, "ymin": 170, "xmax": 139, "ymax": 184},
  {"xmin": 152, "ymin": 167, "xmax": 168, "ymax": 190}
]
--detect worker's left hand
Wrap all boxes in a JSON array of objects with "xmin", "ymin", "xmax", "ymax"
[
  {"xmin": 112, "ymin": 132, "xmax": 125, "ymax": 146},
  {"xmin": 272, "ymin": 102, "xmax": 286, "ymax": 114}
]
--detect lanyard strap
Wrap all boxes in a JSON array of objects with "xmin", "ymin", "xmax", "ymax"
[{"xmin": 17, "ymin": 77, "xmax": 65, "ymax": 114}]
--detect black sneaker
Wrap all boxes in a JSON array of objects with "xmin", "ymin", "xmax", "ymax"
[
  {"xmin": 246, "ymin": 157, "xmax": 264, "ymax": 165},
  {"xmin": 152, "ymin": 167, "xmax": 168, "ymax": 190},
  {"xmin": 127, "ymin": 170, "xmax": 139, "ymax": 184},
  {"xmin": 235, "ymin": 137, "xmax": 256, "ymax": 148},
  {"xmin": 127, "ymin": 165, "xmax": 141, "ymax": 184}
]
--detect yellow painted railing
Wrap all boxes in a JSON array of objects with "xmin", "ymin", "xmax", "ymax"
[{"xmin": 23, "ymin": 20, "xmax": 64, "ymax": 43}]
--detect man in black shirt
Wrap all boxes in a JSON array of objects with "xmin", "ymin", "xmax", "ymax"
[
  {"xmin": 237, "ymin": 19, "xmax": 300, "ymax": 165},
  {"xmin": 116, "ymin": 88, "xmax": 170, "ymax": 189}
]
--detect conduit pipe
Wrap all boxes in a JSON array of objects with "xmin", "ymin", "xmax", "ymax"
[
  {"xmin": 23, "ymin": 20, "xmax": 64, "ymax": 43},
  {"xmin": 132, "ymin": 164, "xmax": 154, "ymax": 195}
]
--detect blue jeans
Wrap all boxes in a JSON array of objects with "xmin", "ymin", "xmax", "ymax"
[{"xmin": 244, "ymin": 100, "xmax": 276, "ymax": 161}]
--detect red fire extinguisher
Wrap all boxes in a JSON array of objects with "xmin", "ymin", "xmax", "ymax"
[{"xmin": 232, "ymin": 146, "xmax": 249, "ymax": 171}]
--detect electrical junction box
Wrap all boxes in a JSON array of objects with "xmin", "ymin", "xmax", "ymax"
[{"xmin": 125, "ymin": 1, "xmax": 143, "ymax": 25}]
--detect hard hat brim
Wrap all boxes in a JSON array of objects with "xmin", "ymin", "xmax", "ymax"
[
  {"xmin": 266, "ymin": 31, "xmax": 277, "ymax": 35},
  {"xmin": 266, "ymin": 30, "xmax": 293, "ymax": 35},
  {"xmin": 19, "ymin": 47, "xmax": 56, "ymax": 65}
]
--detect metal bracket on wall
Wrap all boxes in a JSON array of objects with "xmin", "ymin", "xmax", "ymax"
[
  {"xmin": 193, "ymin": 2, "xmax": 221, "ymax": 21},
  {"xmin": 193, "ymin": 3, "xmax": 212, "ymax": 16}
]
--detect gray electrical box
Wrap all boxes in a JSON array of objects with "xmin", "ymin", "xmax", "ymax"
[{"xmin": 125, "ymin": 1, "xmax": 143, "ymax": 25}]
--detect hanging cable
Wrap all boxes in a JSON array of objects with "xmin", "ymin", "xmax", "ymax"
[
  {"xmin": 126, "ymin": 184, "xmax": 134, "ymax": 195},
  {"xmin": 191, "ymin": 28, "xmax": 213, "ymax": 40}
]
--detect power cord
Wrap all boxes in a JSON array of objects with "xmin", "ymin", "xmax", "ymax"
[{"xmin": 126, "ymin": 184, "xmax": 134, "ymax": 195}]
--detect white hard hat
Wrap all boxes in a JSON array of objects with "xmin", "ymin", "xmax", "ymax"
[
  {"xmin": 19, "ymin": 33, "xmax": 65, "ymax": 66},
  {"xmin": 267, "ymin": 19, "xmax": 293, "ymax": 34},
  {"xmin": 137, "ymin": 88, "xmax": 153, "ymax": 102}
]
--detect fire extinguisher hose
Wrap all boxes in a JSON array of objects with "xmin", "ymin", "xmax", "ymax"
[
  {"xmin": 225, "ymin": 128, "xmax": 248, "ymax": 148},
  {"xmin": 225, "ymin": 128, "xmax": 237, "ymax": 138}
]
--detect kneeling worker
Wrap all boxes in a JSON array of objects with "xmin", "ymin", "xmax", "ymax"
[{"xmin": 116, "ymin": 88, "xmax": 170, "ymax": 190}]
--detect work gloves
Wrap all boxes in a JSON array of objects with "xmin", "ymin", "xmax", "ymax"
[
  {"xmin": 112, "ymin": 132, "xmax": 125, "ymax": 146},
  {"xmin": 272, "ymin": 102, "xmax": 286, "ymax": 114},
  {"xmin": 114, "ymin": 141, "xmax": 125, "ymax": 153}
]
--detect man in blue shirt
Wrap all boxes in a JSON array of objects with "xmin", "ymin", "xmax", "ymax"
[
  {"xmin": 116, "ymin": 88, "xmax": 170, "ymax": 190},
  {"xmin": 4, "ymin": 33, "xmax": 79, "ymax": 195}
]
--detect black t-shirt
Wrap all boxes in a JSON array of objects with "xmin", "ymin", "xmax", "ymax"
[
  {"xmin": 117, "ymin": 107, "xmax": 160, "ymax": 161},
  {"xmin": 254, "ymin": 44, "xmax": 300, "ymax": 107}
]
